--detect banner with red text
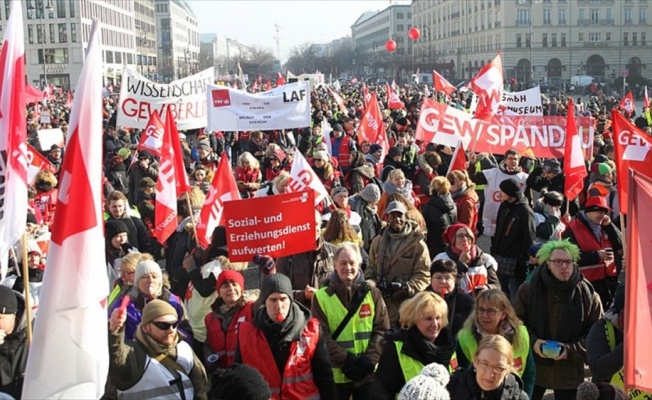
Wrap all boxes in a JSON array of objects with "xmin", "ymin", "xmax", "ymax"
[
  {"xmin": 117, "ymin": 67, "xmax": 214, "ymax": 130},
  {"xmin": 416, "ymin": 99, "xmax": 594, "ymax": 159},
  {"xmin": 224, "ymin": 191, "xmax": 316, "ymax": 262}
]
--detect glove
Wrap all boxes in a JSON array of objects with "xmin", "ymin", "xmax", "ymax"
[
  {"xmin": 392, "ymin": 287, "xmax": 410, "ymax": 303},
  {"xmin": 357, "ymin": 356, "xmax": 375, "ymax": 375},
  {"xmin": 386, "ymin": 281, "xmax": 403, "ymax": 295},
  {"xmin": 253, "ymin": 254, "xmax": 276, "ymax": 275},
  {"xmin": 341, "ymin": 354, "xmax": 369, "ymax": 382}
]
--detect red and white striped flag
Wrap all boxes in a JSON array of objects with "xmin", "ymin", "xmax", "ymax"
[
  {"xmin": 433, "ymin": 70, "xmax": 456, "ymax": 96},
  {"xmin": 23, "ymin": 19, "xmax": 109, "ymax": 398},
  {"xmin": 386, "ymin": 83, "xmax": 405, "ymax": 109},
  {"xmin": 0, "ymin": 0, "xmax": 28, "ymax": 279},
  {"xmin": 137, "ymin": 110, "xmax": 164, "ymax": 157},
  {"xmin": 619, "ymin": 91, "xmax": 636, "ymax": 114},
  {"xmin": 563, "ymin": 98, "xmax": 588, "ymax": 201},
  {"xmin": 470, "ymin": 52, "xmax": 504, "ymax": 119},
  {"xmin": 288, "ymin": 149, "xmax": 329, "ymax": 206},
  {"xmin": 446, "ymin": 140, "xmax": 468, "ymax": 176},
  {"xmin": 196, "ymin": 153, "xmax": 241, "ymax": 248}
]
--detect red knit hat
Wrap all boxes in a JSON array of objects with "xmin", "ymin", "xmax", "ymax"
[
  {"xmin": 443, "ymin": 223, "xmax": 474, "ymax": 245},
  {"xmin": 216, "ymin": 270, "xmax": 245, "ymax": 291}
]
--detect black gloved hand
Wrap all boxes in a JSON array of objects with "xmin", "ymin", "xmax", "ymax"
[
  {"xmin": 341, "ymin": 355, "xmax": 369, "ymax": 382},
  {"xmin": 357, "ymin": 356, "xmax": 375, "ymax": 375},
  {"xmin": 386, "ymin": 281, "xmax": 403, "ymax": 295},
  {"xmin": 392, "ymin": 287, "xmax": 409, "ymax": 303}
]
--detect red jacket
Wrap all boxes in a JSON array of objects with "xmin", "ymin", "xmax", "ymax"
[
  {"xmin": 238, "ymin": 318, "xmax": 321, "ymax": 400},
  {"xmin": 205, "ymin": 302, "xmax": 253, "ymax": 368},
  {"xmin": 567, "ymin": 218, "xmax": 616, "ymax": 281},
  {"xmin": 34, "ymin": 188, "xmax": 58, "ymax": 226},
  {"xmin": 331, "ymin": 135, "xmax": 353, "ymax": 169}
]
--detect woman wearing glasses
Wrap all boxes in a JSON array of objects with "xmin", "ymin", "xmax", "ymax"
[
  {"xmin": 447, "ymin": 335, "xmax": 529, "ymax": 399},
  {"xmin": 456, "ymin": 289, "xmax": 535, "ymax": 398},
  {"xmin": 513, "ymin": 240, "xmax": 603, "ymax": 400},
  {"xmin": 433, "ymin": 223, "xmax": 500, "ymax": 295}
]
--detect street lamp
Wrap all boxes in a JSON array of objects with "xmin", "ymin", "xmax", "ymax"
[
  {"xmin": 140, "ymin": 31, "xmax": 147, "ymax": 76},
  {"xmin": 27, "ymin": 0, "xmax": 53, "ymax": 89}
]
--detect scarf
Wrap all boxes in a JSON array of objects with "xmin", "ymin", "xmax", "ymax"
[
  {"xmin": 445, "ymin": 244, "xmax": 479, "ymax": 269},
  {"xmin": 450, "ymin": 182, "xmax": 468, "ymax": 200},
  {"xmin": 383, "ymin": 179, "xmax": 414, "ymax": 200},
  {"xmin": 527, "ymin": 264, "xmax": 592, "ymax": 363},
  {"xmin": 580, "ymin": 211, "xmax": 603, "ymax": 242},
  {"xmin": 403, "ymin": 326, "xmax": 456, "ymax": 367}
]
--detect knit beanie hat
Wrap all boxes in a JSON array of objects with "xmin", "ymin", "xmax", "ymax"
[
  {"xmin": 0, "ymin": 286, "xmax": 18, "ymax": 315},
  {"xmin": 591, "ymin": 162, "xmax": 613, "ymax": 176},
  {"xmin": 577, "ymin": 381, "xmax": 627, "ymax": 400},
  {"xmin": 388, "ymin": 146, "xmax": 404, "ymax": 159},
  {"xmin": 499, "ymin": 178, "xmax": 521, "ymax": 198},
  {"xmin": 542, "ymin": 158, "xmax": 562, "ymax": 174},
  {"xmin": 141, "ymin": 299, "xmax": 177, "ymax": 325},
  {"xmin": 359, "ymin": 183, "xmax": 381, "ymax": 203},
  {"xmin": 211, "ymin": 364, "xmax": 272, "ymax": 400},
  {"xmin": 315, "ymin": 150, "xmax": 330, "ymax": 162},
  {"xmin": 134, "ymin": 259, "xmax": 162, "ymax": 284},
  {"xmin": 216, "ymin": 269, "xmax": 245, "ymax": 292},
  {"xmin": 117, "ymin": 148, "xmax": 131, "ymax": 159},
  {"xmin": 398, "ymin": 362, "xmax": 450, "ymax": 400},
  {"xmin": 105, "ymin": 220, "xmax": 129, "ymax": 240},
  {"xmin": 331, "ymin": 186, "xmax": 348, "ymax": 199},
  {"xmin": 443, "ymin": 223, "xmax": 474, "ymax": 245},
  {"xmin": 260, "ymin": 273, "xmax": 293, "ymax": 303},
  {"xmin": 370, "ymin": 144, "xmax": 382, "ymax": 154}
]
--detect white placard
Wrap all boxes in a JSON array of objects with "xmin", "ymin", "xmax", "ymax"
[
  {"xmin": 499, "ymin": 86, "xmax": 543, "ymax": 116},
  {"xmin": 36, "ymin": 128, "xmax": 64, "ymax": 151}
]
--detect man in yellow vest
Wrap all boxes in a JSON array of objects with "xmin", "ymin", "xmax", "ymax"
[
  {"xmin": 312, "ymin": 243, "xmax": 390, "ymax": 400},
  {"xmin": 587, "ymin": 283, "xmax": 652, "ymax": 399}
]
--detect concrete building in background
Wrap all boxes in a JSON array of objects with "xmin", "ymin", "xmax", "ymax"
[
  {"xmin": 411, "ymin": 0, "xmax": 652, "ymax": 87},
  {"xmin": 155, "ymin": 0, "xmax": 200, "ymax": 82},
  {"xmin": 199, "ymin": 32, "xmax": 252, "ymax": 80},
  {"xmin": 134, "ymin": 0, "xmax": 157, "ymax": 80}
]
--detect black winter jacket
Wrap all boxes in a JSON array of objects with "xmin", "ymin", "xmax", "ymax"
[
  {"xmin": 0, "ymin": 291, "xmax": 28, "ymax": 399},
  {"xmin": 447, "ymin": 366, "xmax": 529, "ymax": 400},
  {"xmin": 422, "ymin": 193, "xmax": 457, "ymax": 256}
]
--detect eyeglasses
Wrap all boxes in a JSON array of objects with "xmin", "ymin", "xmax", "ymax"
[
  {"xmin": 476, "ymin": 307, "xmax": 502, "ymax": 316},
  {"xmin": 476, "ymin": 360, "xmax": 509, "ymax": 375},
  {"xmin": 549, "ymin": 259, "xmax": 574, "ymax": 267},
  {"xmin": 151, "ymin": 320, "xmax": 180, "ymax": 331},
  {"xmin": 455, "ymin": 234, "xmax": 474, "ymax": 240}
]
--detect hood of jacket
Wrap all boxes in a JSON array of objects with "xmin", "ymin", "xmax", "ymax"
[
  {"xmin": 427, "ymin": 192, "xmax": 456, "ymax": 213},
  {"xmin": 351, "ymin": 164, "xmax": 376, "ymax": 179}
]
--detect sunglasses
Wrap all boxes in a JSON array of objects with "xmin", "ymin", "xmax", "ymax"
[{"xmin": 151, "ymin": 320, "xmax": 180, "ymax": 331}]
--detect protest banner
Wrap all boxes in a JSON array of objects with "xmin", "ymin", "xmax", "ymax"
[
  {"xmin": 39, "ymin": 110, "xmax": 51, "ymax": 124},
  {"xmin": 36, "ymin": 128, "xmax": 64, "ymax": 151},
  {"xmin": 117, "ymin": 67, "xmax": 214, "ymax": 130},
  {"xmin": 416, "ymin": 99, "xmax": 594, "ymax": 159},
  {"xmin": 206, "ymin": 81, "xmax": 311, "ymax": 131},
  {"xmin": 286, "ymin": 71, "xmax": 324, "ymax": 91},
  {"xmin": 499, "ymin": 86, "xmax": 543, "ymax": 116},
  {"xmin": 224, "ymin": 191, "xmax": 316, "ymax": 262}
]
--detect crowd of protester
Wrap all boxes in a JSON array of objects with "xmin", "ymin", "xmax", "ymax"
[{"xmin": 0, "ymin": 79, "xmax": 645, "ymax": 400}]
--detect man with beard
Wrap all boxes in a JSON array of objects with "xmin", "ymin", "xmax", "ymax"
[
  {"xmin": 235, "ymin": 274, "xmax": 336, "ymax": 399},
  {"xmin": 468, "ymin": 149, "xmax": 529, "ymax": 239},
  {"xmin": 109, "ymin": 300, "xmax": 207, "ymax": 399},
  {"xmin": 364, "ymin": 201, "xmax": 431, "ymax": 326}
]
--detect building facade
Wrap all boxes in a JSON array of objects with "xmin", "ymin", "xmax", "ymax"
[
  {"xmin": 155, "ymin": 0, "xmax": 200, "ymax": 82},
  {"xmin": 199, "ymin": 33, "xmax": 252, "ymax": 80},
  {"xmin": 134, "ymin": 0, "xmax": 157, "ymax": 80},
  {"xmin": 351, "ymin": 5, "xmax": 414, "ymax": 81},
  {"xmin": 412, "ymin": 0, "xmax": 652, "ymax": 86}
]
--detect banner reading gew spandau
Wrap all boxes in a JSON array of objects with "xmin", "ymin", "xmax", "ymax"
[
  {"xmin": 206, "ymin": 81, "xmax": 311, "ymax": 131},
  {"xmin": 117, "ymin": 67, "xmax": 214, "ymax": 130}
]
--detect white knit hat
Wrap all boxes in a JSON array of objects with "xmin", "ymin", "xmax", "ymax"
[
  {"xmin": 398, "ymin": 362, "xmax": 450, "ymax": 400},
  {"xmin": 134, "ymin": 259, "xmax": 162, "ymax": 283}
]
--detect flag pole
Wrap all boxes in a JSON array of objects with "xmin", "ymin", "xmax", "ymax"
[
  {"xmin": 620, "ymin": 212, "xmax": 627, "ymax": 270},
  {"xmin": 185, "ymin": 195, "xmax": 200, "ymax": 248},
  {"xmin": 20, "ymin": 233, "xmax": 33, "ymax": 347}
]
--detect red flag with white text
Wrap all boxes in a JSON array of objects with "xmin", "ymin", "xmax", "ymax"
[
  {"xmin": 362, "ymin": 83, "xmax": 371, "ymax": 108},
  {"xmin": 433, "ymin": 70, "xmax": 456, "ymax": 96},
  {"xmin": 288, "ymin": 149, "xmax": 329, "ymax": 205},
  {"xmin": 470, "ymin": 52, "xmax": 503, "ymax": 119},
  {"xmin": 611, "ymin": 110, "xmax": 652, "ymax": 214},
  {"xmin": 26, "ymin": 143, "xmax": 55, "ymax": 184},
  {"xmin": 563, "ymin": 99, "xmax": 588, "ymax": 201},
  {"xmin": 357, "ymin": 92, "xmax": 385, "ymax": 146},
  {"xmin": 446, "ymin": 140, "xmax": 468, "ymax": 176},
  {"xmin": 154, "ymin": 110, "xmax": 181, "ymax": 244},
  {"xmin": 386, "ymin": 83, "xmax": 404, "ymax": 109},
  {"xmin": 166, "ymin": 107, "xmax": 191, "ymax": 194},
  {"xmin": 619, "ymin": 91, "xmax": 636, "ymax": 114},
  {"xmin": 329, "ymin": 88, "xmax": 348, "ymax": 114},
  {"xmin": 137, "ymin": 110, "xmax": 164, "ymax": 157},
  {"xmin": 0, "ymin": 0, "xmax": 28, "ymax": 279},
  {"xmin": 624, "ymin": 169, "xmax": 652, "ymax": 394},
  {"xmin": 196, "ymin": 153, "xmax": 241, "ymax": 248},
  {"xmin": 23, "ymin": 19, "xmax": 108, "ymax": 399}
]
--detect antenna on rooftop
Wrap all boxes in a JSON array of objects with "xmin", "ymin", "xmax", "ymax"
[{"xmin": 274, "ymin": 21, "xmax": 283, "ymax": 60}]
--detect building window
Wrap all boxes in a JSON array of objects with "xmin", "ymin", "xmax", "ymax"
[
  {"xmin": 589, "ymin": 32, "xmax": 601, "ymax": 42},
  {"xmin": 39, "ymin": 48, "xmax": 69, "ymax": 64},
  {"xmin": 624, "ymin": 32, "xmax": 629, "ymax": 46},
  {"xmin": 606, "ymin": 8, "xmax": 612, "ymax": 22},
  {"xmin": 552, "ymin": 33, "xmax": 557, "ymax": 47},
  {"xmin": 633, "ymin": 32, "xmax": 638, "ymax": 45},
  {"xmin": 56, "ymin": 0, "xmax": 66, "ymax": 18},
  {"xmin": 397, "ymin": 24, "xmax": 404, "ymax": 31},
  {"xmin": 606, "ymin": 32, "xmax": 611, "ymax": 41},
  {"xmin": 516, "ymin": 33, "xmax": 522, "ymax": 47},
  {"xmin": 558, "ymin": 8, "xmax": 566, "ymax": 24},
  {"xmin": 640, "ymin": 8, "xmax": 647, "ymax": 24},
  {"xmin": 643, "ymin": 32, "xmax": 647, "ymax": 46},
  {"xmin": 71, "ymin": 22, "xmax": 77, "ymax": 42},
  {"xmin": 115, "ymin": 52, "xmax": 122, "ymax": 64},
  {"xmin": 69, "ymin": 0, "xmax": 75, "ymax": 17},
  {"xmin": 561, "ymin": 33, "xmax": 566, "ymax": 47},
  {"xmin": 28, "ymin": 25, "xmax": 34, "ymax": 44},
  {"xmin": 590, "ymin": 8, "xmax": 600, "ymax": 24},
  {"xmin": 37, "ymin": 24, "xmax": 43, "ymax": 44},
  {"xmin": 517, "ymin": 9, "xmax": 530, "ymax": 25},
  {"xmin": 542, "ymin": 33, "xmax": 548, "ymax": 47},
  {"xmin": 58, "ymin": 23, "xmax": 67, "ymax": 42},
  {"xmin": 49, "ymin": 23, "xmax": 55, "ymax": 43},
  {"xmin": 543, "ymin": 9, "xmax": 551, "ymax": 25},
  {"xmin": 625, "ymin": 8, "xmax": 633, "ymax": 23},
  {"xmin": 4, "ymin": 1, "xmax": 8, "ymax": 20},
  {"xmin": 106, "ymin": 50, "xmax": 113, "ymax": 63},
  {"xmin": 526, "ymin": 33, "xmax": 531, "ymax": 47},
  {"xmin": 397, "ymin": 12, "xmax": 403, "ymax": 19},
  {"xmin": 578, "ymin": 32, "xmax": 584, "ymax": 42},
  {"xmin": 578, "ymin": 8, "xmax": 584, "ymax": 21}
]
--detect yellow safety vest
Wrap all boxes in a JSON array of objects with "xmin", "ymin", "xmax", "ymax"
[
  {"xmin": 314, "ymin": 287, "xmax": 375, "ymax": 384},
  {"xmin": 395, "ymin": 340, "xmax": 457, "ymax": 384},
  {"xmin": 475, "ymin": 161, "xmax": 486, "ymax": 191},
  {"xmin": 605, "ymin": 320, "xmax": 652, "ymax": 399},
  {"xmin": 457, "ymin": 325, "xmax": 530, "ymax": 377}
]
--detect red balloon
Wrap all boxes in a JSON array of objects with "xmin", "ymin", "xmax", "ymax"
[
  {"xmin": 385, "ymin": 39, "xmax": 397, "ymax": 52},
  {"xmin": 408, "ymin": 27, "xmax": 421, "ymax": 40}
]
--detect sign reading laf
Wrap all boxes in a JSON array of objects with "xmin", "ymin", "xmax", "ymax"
[
  {"xmin": 117, "ymin": 67, "xmax": 214, "ymax": 130},
  {"xmin": 223, "ymin": 190, "xmax": 316, "ymax": 262},
  {"xmin": 416, "ymin": 99, "xmax": 594, "ymax": 159},
  {"xmin": 206, "ymin": 81, "xmax": 311, "ymax": 131}
]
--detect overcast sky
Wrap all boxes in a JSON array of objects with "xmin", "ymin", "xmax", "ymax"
[{"xmin": 188, "ymin": 0, "xmax": 409, "ymax": 61}]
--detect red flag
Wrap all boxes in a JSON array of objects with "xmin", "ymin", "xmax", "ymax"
[
  {"xmin": 25, "ymin": 83, "xmax": 43, "ymax": 103},
  {"xmin": 265, "ymin": 79, "xmax": 272, "ymax": 91},
  {"xmin": 446, "ymin": 140, "xmax": 468, "ymax": 176},
  {"xmin": 386, "ymin": 83, "xmax": 404, "ymax": 109},
  {"xmin": 276, "ymin": 71, "xmax": 285, "ymax": 86},
  {"xmin": 611, "ymin": 110, "xmax": 652, "ymax": 214},
  {"xmin": 154, "ymin": 111, "xmax": 181, "ymax": 244},
  {"xmin": 563, "ymin": 98, "xmax": 588, "ymax": 201},
  {"xmin": 0, "ymin": 0, "xmax": 28, "ymax": 278},
  {"xmin": 165, "ymin": 107, "xmax": 190, "ymax": 194},
  {"xmin": 26, "ymin": 143, "xmax": 55, "ymax": 184},
  {"xmin": 470, "ymin": 52, "xmax": 503, "ymax": 119},
  {"xmin": 65, "ymin": 91, "xmax": 73, "ymax": 108},
  {"xmin": 329, "ymin": 87, "xmax": 348, "ymax": 114},
  {"xmin": 195, "ymin": 153, "xmax": 241, "ymax": 248},
  {"xmin": 619, "ymin": 91, "xmax": 636, "ymax": 115},
  {"xmin": 137, "ymin": 110, "xmax": 164, "ymax": 157},
  {"xmin": 23, "ymin": 19, "xmax": 108, "ymax": 398},
  {"xmin": 625, "ymin": 169, "xmax": 652, "ymax": 394},
  {"xmin": 433, "ymin": 70, "xmax": 456, "ymax": 96},
  {"xmin": 350, "ymin": 77, "xmax": 358, "ymax": 84},
  {"xmin": 357, "ymin": 92, "xmax": 385, "ymax": 147},
  {"xmin": 362, "ymin": 83, "xmax": 371, "ymax": 107},
  {"xmin": 288, "ymin": 149, "xmax": 330, "ymax": 206}
]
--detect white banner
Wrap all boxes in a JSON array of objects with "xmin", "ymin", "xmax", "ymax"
[
  {"xmin": 206, "ymin": 81, "xmax": 311, "ymax": 131},
  {"xmin": 499, "ymin": 86, "xmax": 543, "ymax": 116},
  {"xmin": 117, "ymin": 67, "xmax": 214, "ymax": 130}
]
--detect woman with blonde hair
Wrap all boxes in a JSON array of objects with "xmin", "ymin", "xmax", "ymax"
[
  {"xmin": 422, "ymin": 176, "xmax": 457, "ymax": 255},
  {"xmin": 235, "ymin": 151, "xmax": 262, "ymax": 198},
  {"xmin": 447, "ymin": 169, "xmax": 479, "ymax": 232},
  {"xmin": 457, "ymin": 289, "xmax": 535, "ymax": 398},
  {"xmin": 447, "ymin": 335, "xmax": 529, "ymax": 399},
  {"xmin": 322, "ymin": 209, "xmax": 361, "ymax": 246},
  {"xmin": 372, "ymin": 291, "xmax": 456, "ymax": 399},
  {"xmin": 378, "ymin": 169, "xmax": 420, "ymax": 215}
]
